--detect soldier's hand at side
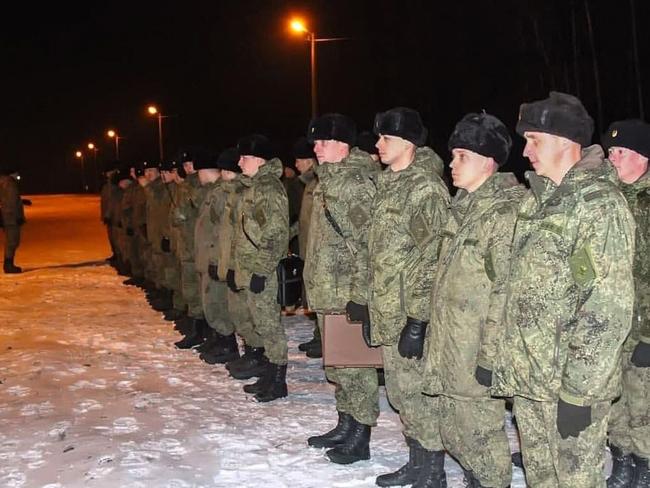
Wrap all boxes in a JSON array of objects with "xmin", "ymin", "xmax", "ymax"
[
  {"xmin": 474, "ymin": 366, "xmax": 493, "ymax": 387},
  {"xmin": 631, "ymin": 341, "xmax": 650, "ymax": 368},
  {"xmin": 208, "ymin": 263, "xmax": 219, "ymax": 281},
  {"xmin": 250, "ymin": 274, "xmax": 266, "ymax": 294},
  {"xmin": 397, "ymin": 317, "xmax": 428, "ymax": 360},
  {"xmin": 226, "ymin": 269, "xmax": 238, "ymax": 292},
  {"xmin": 556, "ymin": 399, "xmax": 591, "ymax": 439}
]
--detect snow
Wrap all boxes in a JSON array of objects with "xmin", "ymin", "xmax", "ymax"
[{"xmin": 0, "ymin": 195, "xmax": 528, "ymax": 487}]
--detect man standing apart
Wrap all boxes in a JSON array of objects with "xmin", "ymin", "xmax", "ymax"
[
  {"xmin": 303, "ymin": 113, "xmax": 380, "ymax": 464},
  {"xmin": 493, "ymin": 92, "xmax": 636, "ymax": 487},
  {"xmin": 425, "ymin": 113, "xmax": 523, "ymax": 488},
  {"xmin": 603, "ymin": 119, "xmax": 650, "ymax": 488},
  {"xmin": 0, "ymin": 166, "xmax": 25, "ymax": 273},
  {"xmin": 366, "ymin": 107, "xmax": 450, "ymax": 487}
]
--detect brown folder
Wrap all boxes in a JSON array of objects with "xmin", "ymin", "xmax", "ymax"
[{"xmin": 322, "ymin": 313, "xmax": 383, "ymax": 368}]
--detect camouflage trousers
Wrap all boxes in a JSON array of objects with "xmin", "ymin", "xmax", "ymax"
[
  {"xmin": 142, "ymin": 242, "xmax": 157, "ymax": 284},
  {"xmin": 317, "ymin": 313, "xmax": 379, "ymax": 427},
  {"xmin": 128, "ymin": 235, "xmax": 145, "ymax": 279},
  {"xmin": 180, "ymin": 260, "xmax": 203, "ymax": 318},
  {"xmin": 227, "ymin": 287, "xmax": 263, "ymax": 348},
  {"xmin": 382, "ymin": 344, "xmax": 443, "ymax": 450},
  {"xmin": 514, "ymin": 396, "xmax": 610, "ymax": 488},
  {"xmin": 200, "ymin": 271, "xmax": 234, "ymax": 336},
  {"xmin": 439, "ymin": 396, "xmax": 512, "ymax": 487},
  {"xmin": 246, "ymin": 273, "xmax": 287, "ymax": 365},
  {"xmin": 106, "ymin": 224, "xmax": 117, "ymax": 256},
  {"xmin": 2, "ymin": 224, "xmax": 20, "ymax": 259},
  {"xmin": 608, "ymin": 350, "xmax": 650, "ymax": 459}
]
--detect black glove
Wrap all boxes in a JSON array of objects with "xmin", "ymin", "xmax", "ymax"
[
  {"xmin": 21, "ymin": 198, "xmax": 32, "ymax": 206},
  {"xmin": 250, "ymin": 274, "xmax": 266, "ymax": 294},
  {"xmin": 103, "ymin": 217, "xmax": 111, "ymax": 225},
  {"xmin": 345, "ymin": 301, "xmax": 372, "ymax": 347},
  {"xmin": 631, "ymin": 341, "xmax": 650, "ymax": 368},
  {"xmin": 208, "ymin": 263, "xmax": 219, "ymax": 281},
  {"xmin": 126, "ymin": 227, "xmax": 134, "ymax": 236},
  {"xmin": 397, "ymin": 317, "xmax": 428, "ymax": 360},
  {"xmin": 557, "ymin": 399, "xmax": 591, "ymax": 439},
  {"xmin": 475, "ymin": 366, "xmax": 493, "ymax": 387},
  {"xmin": 226, "ymin": 269, "xmax": 239, "ymax": 292},
  {"xmin": 161, "ymin": 237, "xmax": 171, "ymax": 253}
]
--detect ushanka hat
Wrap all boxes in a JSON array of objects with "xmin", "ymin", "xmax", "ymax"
[{"xmin": 448, "ymin": 112, "xmax": 512, "ymax": 166}]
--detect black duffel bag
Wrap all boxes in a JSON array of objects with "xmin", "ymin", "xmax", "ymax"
[{"xmin": 276, "ymin": 254, "xmax": 304, "ymax": 307}]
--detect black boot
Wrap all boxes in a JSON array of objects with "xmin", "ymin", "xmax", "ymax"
[
  {"xmin": 305, "ymin": 341, "xmax": 322, "ymax": 358},
  {"xmin": 376, "ymin": 436, "xmax": 425, "ymax": 486},
  {"xmin": 326, "ymin": 418, "xmax": 371, "ymax": 464},
  {"xmin": 243, "ymin": 363, "xmax": 273, "ymax": 394},
  {"xmin": 150, "ymin": 288, "xmax": 172, "ymax": 311},
  {"xmin": 196, "ymin": 327, "xmax": 220, "ymax": 353},
  {"xmin": 174, "ymin": 315, "xmax": 194, "ymax": 334},
  {"xmin": 229, "ymin": 347, "xmax": 269, "ymax": 380},
  {"xmin": 174, "ymin": 319, "xmax": 207, "ymax": 349},
  {"xmin": 299, "ymin": 328, "xmax": 321, "ymax": 352},
  {"xmin": 226, "ymin": 345, "xmax": 253, "ymax": 371},
  {"xmin": 164, "ymin": 308, "xmax": 186, "ymax": 321},
  {"xmin": 123, "ymin": 277, "xmax": 145, "ymax": 287},
  {"xmin": 254, "ymin": 363, "xmax": 288, "ymax": 402},
  {"xmin": 632, "ymin": 454, "xmax": 650, "ymax": 488},
  {"xmin": 308, "ymin": 411, "xmax": 355, "ymax": 449},
  {"xmin": 412, "ymin": 449, "xmax": 446, "ymax": 488},
  {"xmin": 200, "ymin": 334, "xmax": 240, "ymax": 364},
  {"xmin": 608, "ymin": 445, "xmax": 635, "ymax": 488},
  {"xmin": 3, "ymin": 258, "xmax": 21, "ymax": 274}
]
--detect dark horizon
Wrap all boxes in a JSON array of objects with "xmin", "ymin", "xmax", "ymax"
[{"xmin": 2, "ymin": 0, "xmax": 648, "ymax": 193}]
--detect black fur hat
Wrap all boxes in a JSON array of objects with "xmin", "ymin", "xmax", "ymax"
[
  {"xmin": 356, "ymin": 131, "xmax": 379, "ymax": 155},
  {"xmin": 217, "ymin": 147, "xmax": 242, "ymax": 173},
  {"xmin": 237, "ymin": 134, "xmax": 273, "ymax": 160},
  {"xmin": 516, "ymin": 91, "xmax": 594, "ymax": 146},
  {"xmin": 292, "ymin": 137, "xmax": 315, "ymax": 159},
  {"xmin": 448, "ymin": 112, "xmax": 513, "ymax": 167},
  {"xmin": 373, "ymin": 107, "xmax": 428, "ymax": 146},
  {"xmin": 193, "ymin": 151, "xmax": 220, "ymax": 170},
  {"xmin": 307, "ymin": 113, "xmax": 357, "ymax": 146},
  {"xmin": 133, "ymin": 162, "xmax": 145, "ymax": 177},
  {"xmin": 602, "ymin": 119, "xmax": 650, "ymax": 159},
  {"xmin": 159, "ymin": 159, "xmax": 179, "ymax": 172}
]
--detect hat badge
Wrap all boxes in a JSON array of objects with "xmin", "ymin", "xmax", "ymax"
[{"xmin": 612, "ymin": 129, "xmax": 618, "ymax": 138}]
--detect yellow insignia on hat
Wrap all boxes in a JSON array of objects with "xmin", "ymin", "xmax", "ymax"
[{"xmin": 612, "ymin": 129, "xmax": 618, "ymax": 137}]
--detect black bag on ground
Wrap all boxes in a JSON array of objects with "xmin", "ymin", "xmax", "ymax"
[{"xmin": 276, "ymin": 254, "xmax": 304, "ymax": 307}]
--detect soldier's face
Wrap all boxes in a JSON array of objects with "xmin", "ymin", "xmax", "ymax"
[
  {"xmin": 161, "ymin": 170, "xmax": 174, "ymax": 183},
  {"xmin": 137, "ymin": 176, "xmax": 148, "ymax": 187},
  {"xmin": 450, "ymin": 148, "xmax": 489, "ymax": 191},
  {"xmin": 183, "ymin": 161, "xmax": 195, "ymax": 175},
  {"xmin": 198, "ymin": 168, "xmax": 221, "ymax": 186},
  {"xmin": 314, "ymin": 140, "xmax": 349, "ymax": 164},
  {"xmin": 376, "ymin": 134, "xmax": 410, "ymax": 166},
  {"xmin": 295, "ymin": 158, "xmax": 314, "ymax": 174},
  {"xmin": 523, "ymin": 132, "xmax": 567, "ymax": 180},
  {"xmin": 238, "ymin": 155, "xmax": 264, "ymax": 176},
  {"xmin": 608, "ymin": 146, "xmax": 649, "ymax": 184},
  {"xmin": 221, "ymin": 170, "xmax": 237, "ymax": 181},
  {"xmin": 144, "ymin": 168, "xmax": 159, "ymax": 182}
]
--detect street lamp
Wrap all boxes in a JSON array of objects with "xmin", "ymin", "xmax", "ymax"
[
  {"xmin": 75, "ymin": 150, "xmax": 87, "ymax": 192},
  {"xmin": 147, "ymin": 105, "xmax": 167, "ymax": 160},
  {"xmin": 106, "ymin": 129, "xmax": 122, "ymax": 160},
  {"xmin": 289, "ymin": 17, "xmax": 350, "ymax": 118},
  {"xmin": 87, "ymin": 143, "xmax": 98, "ymax": 191}
]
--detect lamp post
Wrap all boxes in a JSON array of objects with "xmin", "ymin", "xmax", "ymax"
[
  {"xmin": 289, "ymin": 18, "xmax": 350, "ymax": 118},
  {"xmin": 147, "ymin": 105, "xmax": 167, "ymax": 160},
  {"xmin": 107, "ymin": 130, "xmax": 122, "ymax": 160},
  {"xmin": 75, "ymin": 150, "xmax": 86, "ymax": 192},
  {"xmin": 87, "ymin": 143, "xmax": 98, "ymax": 192}
]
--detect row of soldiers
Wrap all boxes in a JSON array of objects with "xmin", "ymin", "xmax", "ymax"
[{"xmin": 101, "ymin": 91, "xmax": 650, "ymax": 488}]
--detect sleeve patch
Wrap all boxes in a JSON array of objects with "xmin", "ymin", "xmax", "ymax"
[
  {"xmin": 348, "ymin": 204, "xmax": 369, "ymax": 229},
  {"xmin": 569, "ymin": 245, "xmax": 597, "ymax": 287},
  {"xmin": 410, "ymin": 212, "xmax": 434, "ymax": 248},
  {"xmin": 254, "ymin": 204, "xmax": 267, "ymax": 227}
]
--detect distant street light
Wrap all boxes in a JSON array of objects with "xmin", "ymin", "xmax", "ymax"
[
  {"xmin": 289, "ymin": 17, "xmax": 350, "ymax": 118},
  {"xmin": 147, "ymin": 105, "xmax": 167, "ymax": 160},
  {"xmin": 75, "ymin": 150, "xmax": 87, "ymax": 192},
  {"xmin": 106, "ymin": 129, "xmax": 122, "ymax": 160},
  {"xmin": 87, "ymin": 143, "xmax": 99, "ymax": 191}
]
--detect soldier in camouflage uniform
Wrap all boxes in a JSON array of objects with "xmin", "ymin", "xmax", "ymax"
[
  {"xmin": 366, "ymin": 107, "xmax": 450, "ymax": 488},
  {"xmin": 603, "ymin": 119, "xmax": 650, "ymax": 488},
  {"xmin": 195, "ymin": 148, "xmax": 243, "ymax": 365},
  {"xmin": 111, "ymin": 167, "xmax": 131, "ymax": 276},
  {"xmin": 140, "ymin": 162, "xmax": 160, "ymax": 291},
  {"xmin": 424, "ymin": 113, "xmax": 523, "ymax": 488},
  {"xmin": 100, "ymin": 161, "xmax": 119, "ymax": 262},
  {"xmin": 227, "ymin": 134, "xmax": 289, "ymax": 403},
  {"xmin": 0, "ymin": 166, "xmax": 25, "ymax": 273},
  {"xmin": 493, "ymin": 92, "xmax": 636, "ymax": 488},
  {"xmin": 302, "ymin": 113, "xmax": 380, "ymax": 465},
  {"xmin": 122, "ymin": 163, "xmax": 148, "ymax": 287}
]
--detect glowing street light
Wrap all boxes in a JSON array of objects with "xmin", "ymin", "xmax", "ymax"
[
  {"xmin": 87, "ymin": 143, "xmax": 95, "ymax": 150},
  {"xmin": 106, "ymin": 129, "xmax": 121, "ymax": 159},
  {"xmin": 288, "ymin": 17, "xmax": 350, "ymax": 118},
  {"xmin": 147, "ymin": 105, "xmax": 167, "ymax": 160},
  {"xmin": 75, "ymin": 150, "xmax": 87, "ymax": 192}
]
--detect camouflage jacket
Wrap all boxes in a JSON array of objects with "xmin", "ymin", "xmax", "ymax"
[
  {"xmin": 297, "ymin": 170, "xmax": 317, "ymax": 259},
  {"xmin": 194, "ymin": 181, "xmax": 221, "ymax": 274},
  {"xmin": 303, "ymin": 148, "xmax": 378, "ymax": 311},
  {"xmin": 144, "ymin": 177, "xmax": 173, "ymax": 252},
  {"xmin": 0, "ymin": 175, "xmax": 25, "ymax": 226},
  {"xmin": 620, "ymin": 171, "xmax": 650, "ymax": 348},
  {"xmin": 171, "ymin": 172, "xmax": 204, "ymax": 261},
  {"xmin": 109, "ymin": 186, "xmax": 125, "ymax": 229},
  {"xmin": 220, "ymin": 179, "xmax": 246, "ymax": 281},
  {"xmin": 132, "ymin": 184, "xmax": 148, "ymax": 239},
  {"xmin": 99, "ymin": 181, "xmax": 116, "ymax": 223},
  {"xmin": 120, "ymin": 182, "xmax": 136, "ymax": 232},
  {"xmin": 423, "ymin": 173, "xmax": 524, "ymax": 398},
  {"xmin": 368, "ymin": 147, "xmax": 450, "ymax": 345},
  {"xmin": 232, "ymin": 159, "xmax": 289, "ymax": 288},
  {"xmin": 493, "ymin": 145, "xmax": 636, "ymax": 406}
]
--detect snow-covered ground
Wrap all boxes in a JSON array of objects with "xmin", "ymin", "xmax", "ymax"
[{"xmin": 0, "ymin": 195, "xmax": 527, "ymax": 487}]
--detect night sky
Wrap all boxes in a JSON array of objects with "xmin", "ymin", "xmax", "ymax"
[{"xmin": 2, "ymin": 0, "xmax": 648, "ymax": 193}]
